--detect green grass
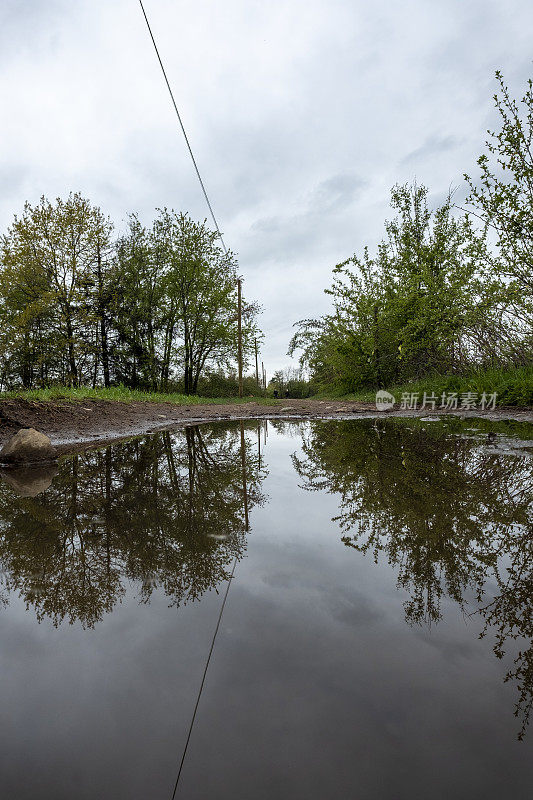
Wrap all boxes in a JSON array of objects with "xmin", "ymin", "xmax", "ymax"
[
  {"xmin": 2, "ymin": 366, "xmax": 532, "ymax": 408},
  {"xmin": 316, "ymin": 365, "xmax": 533, "ymax": 407},
  {"xmin": 0, "ymin": 385, "xmax": 280, "ymax": 406}
]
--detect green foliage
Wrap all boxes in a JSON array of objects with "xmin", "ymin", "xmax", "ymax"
[
  {"xmin": 0, "ymin": 193, "xmax": 113, "ymax": 388},
  {"xmin": 387, "ymin": 365, "xmax": 533, "ymax": 407},
  {"xmin": 323, "ymin": 365, "xmax": 533, "ymax": 407},
  {"xmin": 195, "ymin": 371, "xmax": 260, "ymax": 397},
  {"xmin": 465, "ymin": 71, "xmax": 533, "ymax": 324},
  {"xmin": 291, "ymin": 182, "xmax": 531, "ymax": 393},
  {"xmin": 0, "ymin": 198, "xmax": 261, "ymax": 394},
  {"xmin": 111, "ymin": 210, "xmax": 260, "ymax": 393},
  {"xmin": 291, "ymin": 75, "xmax": 533, "ymax": 396},
  {"xmin": 268, "ymin": 366, "xmax": 316, "ymax": 398}
]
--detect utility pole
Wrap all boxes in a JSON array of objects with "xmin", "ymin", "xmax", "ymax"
[
  {"xmin": 237, "ymin": 278, "xmax": 243, "ymax": 398},
  {"xmin": 254, "ymin": 337, "xmax": 259, "ymax": 393}
]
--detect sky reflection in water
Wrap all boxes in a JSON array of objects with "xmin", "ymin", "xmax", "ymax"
[{"xmin": 0, "ymin": 417, "xmax": 531, "ymax": 799}]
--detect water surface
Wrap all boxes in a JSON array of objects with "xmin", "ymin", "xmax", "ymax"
[{"xmin": 0, "ymin": 418, "xmax": 531, "ymax": 799}]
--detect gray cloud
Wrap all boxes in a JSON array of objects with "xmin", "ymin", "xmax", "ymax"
[
  {"xmin": 310, "ymin": 173, "xmax": 365, "ymax": 211},
  {"xmin": 401, "ymin": 134, "xmax": 462, "ymax": 165}
]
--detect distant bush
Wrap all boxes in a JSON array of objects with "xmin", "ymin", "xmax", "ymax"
[
  {"xmin": 266, "ymin": 379, "xmax": 317, "ymax": 399},
  {"xmin": 195, "ymin": 371, "xmax": 261, "ymax": 398}
]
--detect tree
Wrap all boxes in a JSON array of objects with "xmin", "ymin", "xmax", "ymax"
[
  {"xmin": 109, "ymin": 211, "xmax": 261, "ymax": 393},
  {"xmin": 269, "ymin": 366, "xmax": 311, "ymax": 397},
  {"xmin": 0, "ymin": 199, "xmax": 261, "ymax": 392},
  {"xmin": 290, "ymin": 183, "xmax": 512, "ymax": 392},
  {"xmin": 156, "ymin": 211, "xmax": 260, "ymax": 393},
  {"xmin": 465, "ymin": 71, "xmax": 533, "ymax": 328},
  {"xmin": 0, "ymin": 194, "xmax": 113, "ymax": 387},
  {"xmin": 109, "ymin": 214, "xmax": 168, "ymax": 389}
]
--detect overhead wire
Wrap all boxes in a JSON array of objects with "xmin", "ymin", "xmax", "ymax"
[
  {"xmin": 170, "ymin": 555, "xmax": 238, "ymax": 799},
  {"xmin": 138, "ymin": 0, "xmax": 228, "ymax": 254},
  {"xmin": 136, "ymin": 10, "xmax": 239, "ymax": 793}
]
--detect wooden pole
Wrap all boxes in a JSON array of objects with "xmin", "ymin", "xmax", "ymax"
[{"xmin": 237, "ymin": 278, "xmax": 243, "ymax": 398}]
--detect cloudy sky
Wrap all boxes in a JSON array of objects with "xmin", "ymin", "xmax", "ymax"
[{"xmin": 1, "ymin": 0, "xmax": 532, "ymax": 374}]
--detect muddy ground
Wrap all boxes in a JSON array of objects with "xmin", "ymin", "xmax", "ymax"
[{"xmin": 0, "ymin": 397, "xmax": 531, "ymax": 457}]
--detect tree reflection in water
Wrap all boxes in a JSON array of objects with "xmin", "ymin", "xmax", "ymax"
[
  {"xmin": 0, "ymin": 422, "xmax": 267, "ymax": 630},
  {"xmin": 292, "ymin": 417, "xmax": 533, "ymax": 738}
]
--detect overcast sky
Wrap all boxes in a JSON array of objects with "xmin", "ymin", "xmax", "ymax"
[{"xmin": 1, "ymin": 0, "xmax": 532, "ymax": 375}]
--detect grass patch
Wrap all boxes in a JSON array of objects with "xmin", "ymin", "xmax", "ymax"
[
  {"xmin": 0, "ymin": 385, "xmax": 280, "ymax": 406},
  {"xmin": 318, "ymin": 366, "xmax": 533, "ymax": 407}
]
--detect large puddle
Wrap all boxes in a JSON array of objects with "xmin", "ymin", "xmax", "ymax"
[{"xmin": 0, "ymin": 417, "xmax": 531, "ymax": 798}]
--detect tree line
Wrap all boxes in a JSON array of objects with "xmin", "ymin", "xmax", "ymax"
[
  {"xmin": 0, "ymin": 200, "xmax": 260, "ymax": 392},
  {"xmin": 290, "ymin": 73, "xmax": 533, "ymax": 392}
]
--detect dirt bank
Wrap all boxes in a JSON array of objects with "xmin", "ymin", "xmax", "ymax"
[{"xmin": 0, "ymin": 397, "xmax": 531, "ymax": 456}]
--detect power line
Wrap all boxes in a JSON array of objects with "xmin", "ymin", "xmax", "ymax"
[
  {"xmin": 170, "ymin": 555, "xmax": 238, "ymax": 799},
  {"xmin": 137, "ymin": 14, "xmax": 241, "ymax": 787},
  {"xmin": 138, "ymin": 0, "xmax": 228, "ymax": 254}
]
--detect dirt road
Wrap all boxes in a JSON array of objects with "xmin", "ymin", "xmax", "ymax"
[{"xmin": 0, "ymin": 397, "xmax": 531, "ymax": 456}]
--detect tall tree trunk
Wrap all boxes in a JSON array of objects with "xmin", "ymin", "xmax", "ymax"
[
  {"xmin": 132, "ymin": 325, "xmax": 138, "ymax": 388},
  {"xmin": 100, "ymin": 314, "xmax": 110, "ymax": 387},
  {"xmin": 65, "ymin": 312, "xmax": 78, "ymax": 387},
  {"xmin": 92, "ymin": 323, "xmax": 99, "ymax": 389},
  {"xmin": 183, "ymin": 319, "xmax": 191, "ymax": 394},
  {"xmin": 373, "ymin": 303, "xmax": 382, "ymax": 388},
  {"xmin": 37, "ymin": 318, "xmax": 45, "ymax": 388},
  {"xmin": 161, "ymin": 315, "xmax": 175, "ymax": 392},
  {"xmin": 147, "ymin": 316, "xmax": 157, "ymax": 390},
  {"xmin": 22, "ymin": 330, "xmax": 31, "ymax": 388},
  {"xmin": 184, "ymin": 357, "xmax": 190, "ymax": 394},
  {"xmin": 97, "ymin": 244, "xmax": 111, "ymax": 387}
]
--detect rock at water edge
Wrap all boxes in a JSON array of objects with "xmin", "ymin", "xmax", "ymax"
[{"xmin": 0, "ymin": 428, "xmax": 57, "ymax": 463}]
